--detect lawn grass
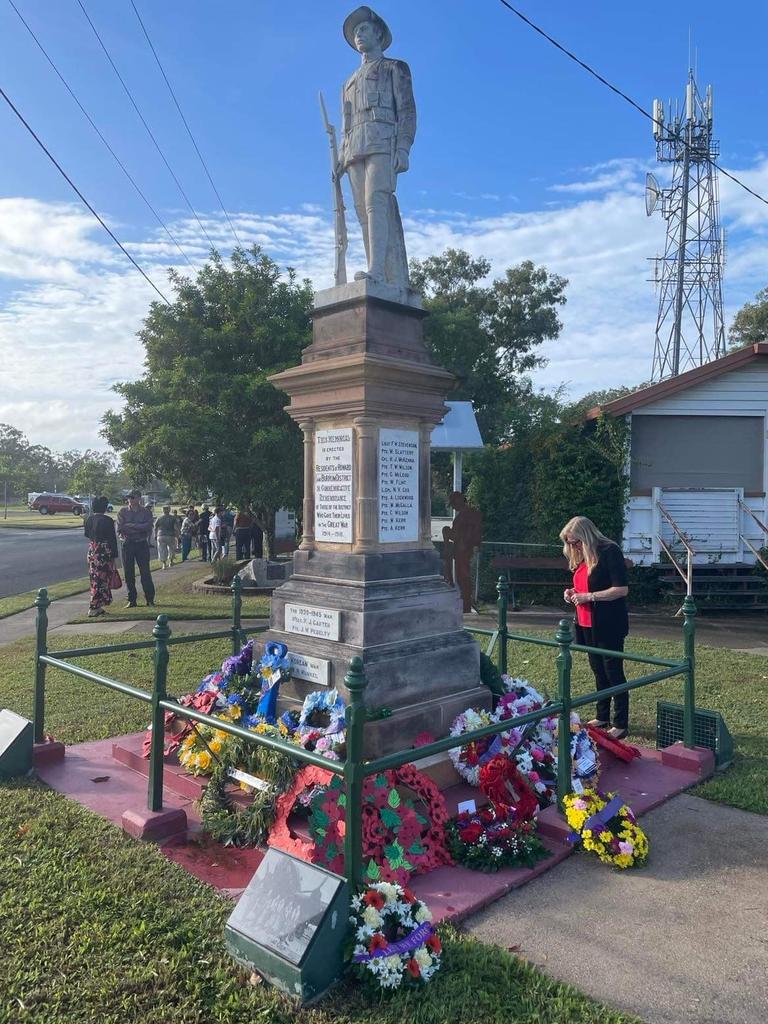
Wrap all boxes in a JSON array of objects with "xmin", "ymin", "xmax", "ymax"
[
  {"xmin": 0, "ymin": 777, "xmax": 637, "ymax": 1024},
  {"xmin": 0, "ymin": 577, "xmax": 91, "ymax": 620},
  {"xmin": 0, "ymin": 509, "xmax": 83, "ymax": 529},
  {"xmin": 471, "ymin": 628, "xmax": 768, "ymax": 816},
  {"xmin": 66, "ymin": 565, "xmax": 271, "ymax": 623}
]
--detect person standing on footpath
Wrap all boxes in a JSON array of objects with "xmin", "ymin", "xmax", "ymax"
[
  {"xmin": 117, "ymin": 490, "xmax": 156, "ymax": 608},
  {"xmin": 155, "ymin": 505, "xmax": 178, "ymax": 570},
  {"xmin": 561, "ymin": 515, "xmax": 630, "ymax": 740},
  {"xmin": 180, "ymin": 508, "xmax": 196, "ymax": 562},
  {"xmin": 83, "ymin": 495, "xmax": 118, "ymax": 617},
  {"xmin": 208, "ymin": 506, "xmax": 223, "ymax": 563},
  {"xmin": 198, "ymin": 505, "xmax": 211, "ymax": 561}
]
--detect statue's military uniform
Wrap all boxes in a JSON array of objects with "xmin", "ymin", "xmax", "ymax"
[
  {"xmin": 340, "ymin": 55, "xmax": 416, "ymax": 287},
  {"xmin": 341, "ymin": 57, "xmax": 416, "ymax": 169}
]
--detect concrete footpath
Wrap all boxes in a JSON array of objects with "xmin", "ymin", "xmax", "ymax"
[{"xmin": 465, "ymin": 793, "xmax": 768, "ymax": 1024}]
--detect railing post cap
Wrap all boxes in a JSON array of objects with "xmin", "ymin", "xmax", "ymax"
[
  {"xmin": 556, "ymin": 618, "xmax": 574, "ymax": 641},
  {"xmin": 153, "ymin": 613, "xmax": 171, "ymax": 639},
  {"xmin": 344, "ymin": 656, "xmax": 367, "ymax": 692},
  {"xmin": 35, "ymin": 587, "xmax": 50, "ymax": 605},
  {"xmin": 231, "ymin": 574, "xmax": 242, "ymax": 591}
]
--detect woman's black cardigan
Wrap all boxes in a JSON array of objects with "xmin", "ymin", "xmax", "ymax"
[{"xmin": 580, "ymin": 541, "xmax": 629, "ymax": 640}]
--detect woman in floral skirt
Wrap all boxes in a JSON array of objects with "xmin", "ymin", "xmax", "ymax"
[{"xmin": 83, "ymin": 496, "xmax": 119, "ymax": 617}]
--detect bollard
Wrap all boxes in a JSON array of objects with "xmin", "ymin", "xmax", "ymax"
[
  {"xmin": 343, "ymin": 656, "xmax": 367, "ymax": 888},
  {"xmin": 496, "ymin": 575, "xmax": 509, "ymax": 677},
  {"xmin": 148, "ymin": 614, "xmax": 171, "ymax": 812},
  {"xmin": 682, "ymin": 595, "xmax": 697, "ymax": 748},
  {"xmin": 555, "ymin": 617, "xmax": 574, "ymax": 813},
  {"xmin": 33, "ymin": 588, "xmax": 51, "ymax": 744},
  {"xmin": 230, "ymin": 574, "xmax": 243, "ymax": 654}
]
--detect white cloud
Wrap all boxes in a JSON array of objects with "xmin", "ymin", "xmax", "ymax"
[{"xmin": 1, "ymin": 155, "xmax": 767, "ymax": 450}]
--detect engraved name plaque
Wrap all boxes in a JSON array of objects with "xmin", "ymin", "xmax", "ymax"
[
  {"xmin": 378, "ymin": 428, "xmax": 419, "ymax": 543},
  {"xmin": 284, "ymin": 604, "xmax": 341, "ymax": 641},
  {"xmin": 289, "ymin": 652, "xmax": 331, "ymax": 687}
]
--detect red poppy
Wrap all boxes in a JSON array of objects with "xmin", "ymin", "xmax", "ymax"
[
  {"xmin": 427, "ymin": 934, "xmax": 442, "ymax": 954},
  {"xmin": 460, "ymin": 823, "xmax": 483, "ymax": 844},
  {"xmin": 363, "ymin": 890, "xmax": 385, "ymax": 910},
  {"xmin": 369, "ymin": 933, "xmax": 388, "ymax": 953},
  {"xmin": 406, "ymin": 958, "xmax": 421, "ymax": 978}
]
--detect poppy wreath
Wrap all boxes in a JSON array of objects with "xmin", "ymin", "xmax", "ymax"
[
  {"xmin": 199, "ymin": 729, "xmax": 299, "ymax": 847},
  {"xmin": 478, "ymin": 754, "xmax": 540, "ymax": 823},
  {"xmin": 309, "ymin": 766, "xmax": 451, "ymax": 884},
  {"xmin": 267, "ymin": 765, "xmax": 335, "ymax": 861},
  {"xmin": 348, "ymin": 882, "xmax": 441, "ymax": 990}
]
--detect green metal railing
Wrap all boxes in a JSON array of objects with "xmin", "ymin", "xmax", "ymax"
[{"xmin": 31, "ymin": 572, "xmax": 698, "ymax": 888}]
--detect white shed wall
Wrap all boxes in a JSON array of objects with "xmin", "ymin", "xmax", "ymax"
[{"xmin": 622, "ymin": 362, "xmax": 768, "ymax": 565}]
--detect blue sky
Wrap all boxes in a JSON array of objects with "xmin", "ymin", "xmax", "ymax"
[{"xmin": 0, "ymin": 0, "xmax": 767, "ymax": 449}]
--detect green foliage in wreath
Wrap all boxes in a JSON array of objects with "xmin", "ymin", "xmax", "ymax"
[
  {"xmin": 480, "ymin": 652, "xmax": 505, "ymax": 697},
  {"xmin": 199, "ymin": 730, "xmax": 299, "ymax": 847}
]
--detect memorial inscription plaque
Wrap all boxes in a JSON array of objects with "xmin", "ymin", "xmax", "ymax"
[
  {"xmin": 285, "ymin": 604, "xmax": 341, "ymax": 641},
  {"xmin": 378, "ymin": 428, "xmax": 419, "ymax": 543},
  {"xmin": 289, "ymin": 651, "xmax": 331, "ymax": 686},
  {"xmin": 314, "ymin": 428, "xmax": 353, "ymax": 543}
]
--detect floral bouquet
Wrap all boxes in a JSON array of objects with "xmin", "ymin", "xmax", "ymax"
[
  {"xmin": 446, "ymin": 805, "xmax": 547, "ymax": 872},
  {"xmin": 564, "ymin": 789, "xmax": 649, "ymax": 868},
  {"xmin": 349, "ymin": 882, "xmax": 441, "ymax": 989}
]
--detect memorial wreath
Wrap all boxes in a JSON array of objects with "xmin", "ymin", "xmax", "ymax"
[
  {"xmin": 564, "ymin": 789, "xmax": 649, "ymax": 868},
  {"xmin": 349, "ymin": 882, "xmax": 441, "ymax": 989}
]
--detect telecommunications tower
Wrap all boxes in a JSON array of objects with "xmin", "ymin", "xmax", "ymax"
[{"xmin": 646, "ymin": 69, "xmax": 726, "ymax": 380}]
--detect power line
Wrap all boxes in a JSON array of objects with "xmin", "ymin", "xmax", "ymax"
[
  {"xmin": 495, "ymin": 0, "xmax": 768, "ymax": 209},
  {"xmin": 75, "ymin": 0, "xmax": 218, "ymax": 249},
  {"xmin": 0, "ymin": 83, "xmax": 170, "ymax": 304},
  {"xmin": 7, "ymin": 0, "xmax": 195, "ymax": 270},
  {"xmin": 129, "ymin": 0, "xmax": 242, "ymax": 247}
]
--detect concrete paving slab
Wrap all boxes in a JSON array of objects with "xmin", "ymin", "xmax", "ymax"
[{"xmin": 465, "ymin": 794, "xmax": 768, "ymax": 1024}]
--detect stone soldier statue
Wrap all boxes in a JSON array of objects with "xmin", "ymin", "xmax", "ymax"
[{"xmin": 338, "ymin": 6, "xmax": 416, "ymax": 290}]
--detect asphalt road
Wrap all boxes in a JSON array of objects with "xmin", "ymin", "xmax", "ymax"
[{"xmin": 0, "ymin": 527, "xmax": 90, "ymax": 598}]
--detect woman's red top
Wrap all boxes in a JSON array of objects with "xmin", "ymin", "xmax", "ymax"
[{"xmin": 573, "ymin": 562, "xmax": 593, "ymax": 628}]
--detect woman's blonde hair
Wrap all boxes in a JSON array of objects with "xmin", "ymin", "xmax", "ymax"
[{"xmin": 559, "ymin": 516, "xmax": 614, "ymax": 571}]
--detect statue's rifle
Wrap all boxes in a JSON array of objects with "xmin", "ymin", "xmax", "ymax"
[{"xmin": 319, "ymin": 91, "xmax": 348, "ymax": 285}]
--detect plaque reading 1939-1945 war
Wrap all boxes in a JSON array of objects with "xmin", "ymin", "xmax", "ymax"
[
  {"xmin": 378, "ymin": 428, "xmax": 419, "ymax": 543},
  {"xmin": 285, "ymin": 604, "xmax": 341, "ymax": 641},
  {"xmin": 314, "ymin": 428, "xmax": 354, "ymax": 543}
]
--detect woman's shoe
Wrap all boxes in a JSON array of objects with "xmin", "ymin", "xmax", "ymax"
[
  {"xmin": 587, "ymin": 719, "xmax": 609, "ymax": 729},
  {"xmin": 87, "ymin": 608, "xmax": 105, "ymax": 618},
  {"xmin": 607, "ymin": 727, "xmax": 629, "ymax": 740}
]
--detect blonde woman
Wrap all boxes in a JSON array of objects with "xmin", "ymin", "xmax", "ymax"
[{"xmin": 560, "ymin": 516, "xmax": 630, "ymax": 740}]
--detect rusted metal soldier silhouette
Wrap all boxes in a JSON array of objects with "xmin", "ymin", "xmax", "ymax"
[{"xmin": 442, "ymin": 492, "xmax": 482, "ymax": 613}]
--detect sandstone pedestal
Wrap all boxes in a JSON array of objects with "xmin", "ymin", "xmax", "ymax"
[{"xmin": 266, "ymin": 281, "xmax": 488, "ymax": 756}]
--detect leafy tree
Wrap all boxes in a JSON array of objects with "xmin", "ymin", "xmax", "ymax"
[
  {"xmin": 728, "ymin": 286, "xmax": 768, "ymax": 351},
  {"xmin": 102, "ymin": 247, "xmax": 313, "ymax": 553},
  {"xmin": 410, "ymin": 249, "xmax": 568, "ymax": 443}
]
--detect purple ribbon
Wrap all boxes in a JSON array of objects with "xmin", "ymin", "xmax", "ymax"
[
  {"xmin": 566, "ymin": 794, "xmax": 625, "ymax": 844},
  {"xmin": 353, "ymin": 922, "xmax": 434, "ymax": 962},
  {"xmin": 477, "ymin": 734, "xmax": 503, "ymax": 766}
]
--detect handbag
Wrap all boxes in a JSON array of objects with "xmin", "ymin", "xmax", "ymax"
[{"xmin": 110, "ymin": 567, "xmax": 123, "ymax": 590}]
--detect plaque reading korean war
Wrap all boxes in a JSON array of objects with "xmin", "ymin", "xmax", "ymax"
[
  {"xmin": 314, "ymin": 428, "xmax": 354, "ymax": 543},
  {"xmin": 378, "ymin": 428, "xmax": 419, "ymax": 542}
]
